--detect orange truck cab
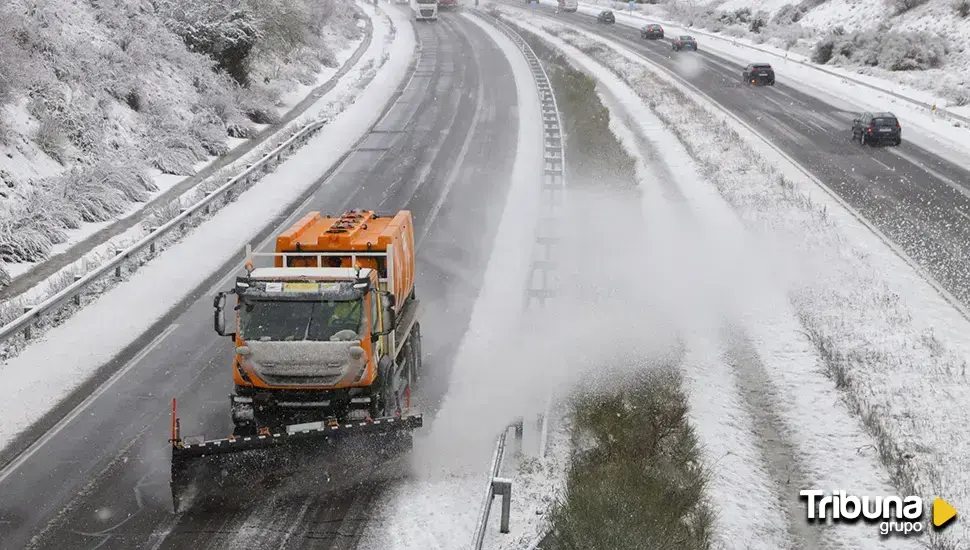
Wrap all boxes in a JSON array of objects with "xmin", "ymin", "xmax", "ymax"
[{"xmin": 213, "ymin": 210, "xmax": 422, "ymax": 434}]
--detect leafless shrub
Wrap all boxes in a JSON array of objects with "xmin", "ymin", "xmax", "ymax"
[
  {"xmin": 955, "ymin": 0, "xmax": 970, "ymax": 17},
  {"xmin": 147, "ymin": 198, "xmax": 183, "ymax": 228},
  {"xmin": 32, "ymin": 116, "xmax": 68, "ymax": 164},
  {"xmin": 812, "ymin": 29, "xmax": 947, "ymax": 70},
  {"xmin": 941, "ymin": 82, "xmax": 969, "ymax": 106},
  {"xmin": 60, "ymin": 167, "xmax": 129, "ymax": 223},
  {"xmin": 887, "ymin": 0, "xmax": 930, "ymax": 15}
]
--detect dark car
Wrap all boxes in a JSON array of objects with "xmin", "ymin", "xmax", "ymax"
[
  {"xmin": 672, "ymin": 35, "xmax": 697, "ymax": 51},
  {"xmin": 852, "ymin": 112, "xmax": 902, "ymax": 146},
  {"xmin": 641, "ymin": 24, "xmax": 664, "ymax": 39},
  {"xmin": 597, "ymin": 10, "xmax": 615, "ymax": 23},
  {"xmin": 742, "ymin": 62, "xmax": 775, "ymax": 86}
]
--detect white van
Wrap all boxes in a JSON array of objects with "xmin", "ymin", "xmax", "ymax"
[{"xmin": 559, "ymin": 0, "xmax": 578, "ymax": 11}]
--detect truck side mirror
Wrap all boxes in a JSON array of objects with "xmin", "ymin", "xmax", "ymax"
[{"xmin": 213, "ymin": 291, "xmax": 236, "ymax": 339}]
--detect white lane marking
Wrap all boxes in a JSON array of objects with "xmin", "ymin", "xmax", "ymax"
[
  {"xmin": 889, "ymin": 147, "xmax": 970, "ymax": 201},
  {"xmin": 870, "ymin": 156, "xmax": 894, "ymax": 172},
  {"xmin": 0, "ymin": 323, "xmax": 180, "ymax": 483}
]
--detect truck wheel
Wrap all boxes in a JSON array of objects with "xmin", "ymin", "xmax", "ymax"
[{"xmin": 377, "ymin": 356, "xmax": 398, "ymax": 417}]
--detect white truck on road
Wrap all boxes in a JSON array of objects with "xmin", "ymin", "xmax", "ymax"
[
  {"xmin": 412, "ymin": 0, "xmax": 439, "ymax": 20},
  {"xmin": 558, "ymin": 0, "xmax": 578, "ymax": 11}
]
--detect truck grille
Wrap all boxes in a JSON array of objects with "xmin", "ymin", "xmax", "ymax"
[
  {"xmin": 257, "ymin": 373, "xmax": 344, "ymax": 386},
  {"xmin": 421, "ymin": 9, "xmax": 434, "ymax": 16}
]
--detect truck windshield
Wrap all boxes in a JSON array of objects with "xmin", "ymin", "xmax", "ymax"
[
  {"xmin": 416, "ymin": 0, "xmax": 437, "ymax": 5},
  {"xmin": 240, "ymin": 299, "xmax": 363, "ymax": 342}
]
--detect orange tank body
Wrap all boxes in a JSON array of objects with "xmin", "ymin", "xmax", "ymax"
[{"xmin": 273, "ymin": 210, "xmax": 415, "ymax": 312}]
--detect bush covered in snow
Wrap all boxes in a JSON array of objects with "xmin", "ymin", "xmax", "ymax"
[
  {"xmin": 812, "ymin": 28, "xmax": 948, "ymax": 71},
  {"xmin": 544, "ymin": 365, "xmax": 715, "ymax": 550},
  {"xmin": 955, "ymin": 0, "xmax": 970, "ymax": 17},
  {"xmin": 0, "ymin": 0, "xmax": 363, "ymax": 280},
  {"xmin": 887, "ymin": 0, "xmax": 932, "ymax": 14}
]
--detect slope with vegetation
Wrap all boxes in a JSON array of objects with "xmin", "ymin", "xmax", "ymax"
[{"xmin": 0, "ymin": 0, "xmax": 362, "ymax": 286}]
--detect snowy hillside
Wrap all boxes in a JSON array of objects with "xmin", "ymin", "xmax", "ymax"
[
  {"xmin": 0, "ymin": 0, "xmax": 363, "ymax": 284},
  {"xmin": 619, "ymin": 0, "xmax": 969, "ymax": 107}
]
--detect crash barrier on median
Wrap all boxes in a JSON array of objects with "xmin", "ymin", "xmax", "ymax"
[
  {"xmin": 0, "ymin": 119, "xmax": 329, "ymax": 348},
  {"xmin": 595, "ymin": 2, "xmax": 970, "ymax": 126},
  {"xmin": 469, "ymin": 9, "xmax": 565, "ymax": 549}
]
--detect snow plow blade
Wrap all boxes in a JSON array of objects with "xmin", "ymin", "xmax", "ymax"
[{"xmin": 168, "ymin": 399, "xmax": 422, "ymax": 513}]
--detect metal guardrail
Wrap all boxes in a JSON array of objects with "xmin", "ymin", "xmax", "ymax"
[
  {"xmin": 0, "ymin": 119, "xmax": 329, "ymax": 345},
  {"xmin": 596, "ymin": 2, "xmax": 970, "ymax": 126},
  {"xmin": 470, "ymin": 9, "xmax": 566, "ymax": 549}
]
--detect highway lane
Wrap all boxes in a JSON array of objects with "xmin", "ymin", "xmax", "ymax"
[
  {"xmin": 528, "ymin": 5, "xmax": 970, "ymax": 306},
  {"xmin": 0, "ymin": 10, "xmax": 523, "ymax": 550}
]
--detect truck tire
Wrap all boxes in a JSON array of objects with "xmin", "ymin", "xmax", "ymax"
[
  {"xmin": 411, "ymin": 322, "xmax": 423, "ymax": 382},
  {"xmin": 377, "ymin": 355, "xmax": 398, "ymax": 417}
]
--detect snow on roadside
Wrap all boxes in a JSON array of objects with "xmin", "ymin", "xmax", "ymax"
[
  {"xmin": 0, "ymin": 7, "xmax": 371, "ymax": 290},
  {"xmin": 356, "ymin": 11, "xmax": 546, "ymax": 549},
  {"xmin": 512, "ymin": 13, "xmax": 970, "ymax": 546},
  {"xmin": 0, "ymin": 3, "xmax": 396, "ymax": 362},
  {"xmin": 0, "ymin": 3, "xmax": 415, "ymax": 450},
  {"xmin": 275, "ymin": 19, "xmax": 367, "ymax": 113},
  {"xmin": 530, "ymin": 0, "xmax": 970, "ymax": 173}
]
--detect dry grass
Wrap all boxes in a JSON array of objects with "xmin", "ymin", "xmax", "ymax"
[{"xmin": 545, "ymin": 366, "xmax": 716, "ymax": 550}]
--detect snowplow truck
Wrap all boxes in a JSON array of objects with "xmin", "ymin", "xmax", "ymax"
[{"xmin": 169, "ymin": 210, "xmax": 423, "ymax": 511}]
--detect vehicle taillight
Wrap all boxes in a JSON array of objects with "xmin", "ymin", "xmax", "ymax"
[
  {"xmin": 867, "ymin": 125, "xmax": 873, "ymax": 132},
  {"xmin": 897, "ymin": 122, "xmax": 901, "ymax": 128}
]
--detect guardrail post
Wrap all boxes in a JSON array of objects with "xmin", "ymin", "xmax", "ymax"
[
  {"xmin": 492, "ymin": 477, "xmax": 512, "ymax": 533},
  {"xmin": 179, "ymin": 208, "xmax": 187, "ymax": 232},
  {"xmin": 114, "ymin": 250, "xmax": 123, "ymax": 278},
  {"xmin": 22, "ymin": 306, "xmax": 34, "ymax": 339},
  {"xmin": 73, "ymin": 275, "xmax": 83, "ymax": 306},
  {"xmin": 514, "ymin": 417, "xmax": 524, "ymax": 440}
]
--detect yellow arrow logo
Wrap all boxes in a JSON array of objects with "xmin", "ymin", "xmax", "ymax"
[{"xmin": 933, "ymin": 498, "xmax": 957, "ymax": 528}]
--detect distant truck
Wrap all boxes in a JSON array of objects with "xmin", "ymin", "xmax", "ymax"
[
  {"xmin": 412, "ymin": 0, "xmax": 439, "ymax": 20},
  {"xmin": 558, "ymin": 0, "xmax": 578, "ymax": 11},
  {"xmin": 438, "ymin": 0, "xmax": 458, "ymax": 9},
  {"xmin": 170, "ymin": 210, "xmax": 424, "ymax": 511}
]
